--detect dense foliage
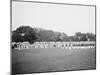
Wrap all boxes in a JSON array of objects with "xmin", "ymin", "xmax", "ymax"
[{"xmin": 12, "ymin": 26, "xmax": 96, "ymax": 43}]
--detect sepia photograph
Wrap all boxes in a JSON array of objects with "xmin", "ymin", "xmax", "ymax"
[{"xmin": 11, "ymin": 0, "xmax": 96, "ymax": 75}]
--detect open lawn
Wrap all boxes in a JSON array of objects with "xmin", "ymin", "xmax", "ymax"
[{"xmin": 12, "ymin": 48, "xmax": 96, "ymax": 74}]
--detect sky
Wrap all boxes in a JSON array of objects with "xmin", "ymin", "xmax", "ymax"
[{"xmin": 12, "ymin": 1, "xmax": 95, "ymax": 36}]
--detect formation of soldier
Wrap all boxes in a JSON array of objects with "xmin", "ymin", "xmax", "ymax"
[{"xmin": 12, "ymin": 41, "xmax": 95, "ymax": 50}]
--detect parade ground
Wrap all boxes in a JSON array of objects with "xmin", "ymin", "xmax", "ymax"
[{"xmin": 12, "ymin": 48, "xmax": 96, "ymax": 74}]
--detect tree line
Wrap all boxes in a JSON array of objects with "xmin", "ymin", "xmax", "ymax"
[{"xmin": 12, "ymin": 26, "xmax": 96, "ymax": 43}]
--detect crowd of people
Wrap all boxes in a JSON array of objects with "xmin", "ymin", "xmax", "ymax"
[{"xmin": 12, "ymin": 41, "xmax": 95, "ymax": 50}]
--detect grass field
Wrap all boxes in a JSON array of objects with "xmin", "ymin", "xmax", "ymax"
[{"xmin": 12, "ymin": 48, "xmax": 96, "ymax": 74}]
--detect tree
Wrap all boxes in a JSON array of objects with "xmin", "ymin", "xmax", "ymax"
[
  {"xmin": 80, "ymin": 34, "xmax": 88, "ymax": 41},
  {"xmin": 86, "ymin": 33, "xmax": 96, "ymax": 41},
  {"xmin": 12, "ymin": 26, "xmax": 37, "ymax": 43}
]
